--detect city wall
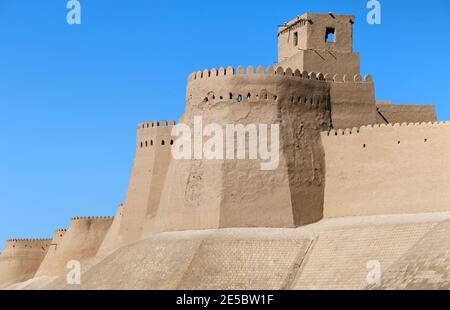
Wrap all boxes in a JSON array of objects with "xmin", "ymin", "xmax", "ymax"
[
  {"xmin": 322, "ymin": 122, "xmax": 450, "ymax": 218},
  {"xmin": 35, "ymin": 217, "xmax": 113, "ymax": 277},
  {"xmin": 0, "ymin": 239, "xmax": 51, "ymax": 288}
]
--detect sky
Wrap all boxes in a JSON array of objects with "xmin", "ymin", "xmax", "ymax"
[{"xmin": 1, "ymin": 0, "xmax": 449, "ymax": 248}]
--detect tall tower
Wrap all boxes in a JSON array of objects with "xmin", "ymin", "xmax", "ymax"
[{"xmin": 278, "ymin": 13, "xmax": 360, "ymax": 76}]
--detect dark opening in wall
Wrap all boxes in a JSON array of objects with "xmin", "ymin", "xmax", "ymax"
[
  {"xmin": 293, "ymin": 32, "xmax": 298, "ymax": 46},
  {"xmin": 170, "ymin": 140, "xmax": 174, "ymax": 145},
  {"xmin": 162, "ymin": 140, "xmax": 165, "ymax": 146},
  {"xmin": 325, "ymin": 27, "xmax": 335, "ymax": 43},
  {"xmin": 237, "ymin": 95, "xmax": 243, "ymax": 103},
  {"xmin": 151, "ymin": 140, "xmax": 153, "ymax": 146}
]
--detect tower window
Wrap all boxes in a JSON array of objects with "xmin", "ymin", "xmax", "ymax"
[
  {"xmin": 293, "ymin": 32, "xmax": 298, "ymax": 46},
  {"xmin": 325, "ymin": 27, "xmax": 335, "ymax": 43}
]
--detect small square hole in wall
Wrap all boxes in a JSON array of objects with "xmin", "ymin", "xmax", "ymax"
[
  {"xmin": 325, "ymin": 27, "xmax": 335, "ymax": 43},
  {"xmin": 293, "ymin": 32, "xmax": 298, "ymax": 46}
]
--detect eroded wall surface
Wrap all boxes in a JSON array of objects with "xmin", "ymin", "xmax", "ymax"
[
  {"xmin": 150, "ymin": 66, "xmax": 333, "ymax": 234},
  {"xmin": 0, "ymin": 239, "xmax": 51, "ymax": 288},
  {"xmin": 322, "ymin": 122, "xmax": 450, "ymax": 218}
]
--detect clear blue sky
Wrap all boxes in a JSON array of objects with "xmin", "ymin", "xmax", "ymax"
[{"xmin": 1, "ymin": 0, "xmax": 449, "ymax": 247}]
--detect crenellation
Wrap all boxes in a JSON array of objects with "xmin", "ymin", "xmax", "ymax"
[
  {"xmin": 188, "ymin": 66, "xmax": 371, "ymax": 84},
  {"xmin": 71, "ymin": 216, "xmax": 115, "ymax": 221},
  {"xmin": 322, "ymin": 121, "xmax": 450, "ymax": 138},
  {"xmin": 138, "ymin": 120, "xmax": 176, "ymax": 130}
]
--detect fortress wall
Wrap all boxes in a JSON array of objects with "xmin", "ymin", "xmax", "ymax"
[
  {"xmin": 329, "ymin": 74, "xmax": 378, "ymax": 129},
  {"xmin": 152, "ymin": 66, "xmax": 332, "ymax": 233},
  {"xmin": 376, "ymin": 103, "xmax": 437, "ymax": 124},
  {"xmin": 35, "ymin": 217, "xmax": 113, "ymax": 277},
  {"xmin": 113, "ymin": 122, "xmax": 174, "ymax": 248},
  {"xmin": 31, "ymin": 229, "xmax": 67, "ymax": 281},
  {"xmin": 322, "ymin": 122, "xmax": 450, "ymax": 218},
  {"xmin": 0, "ymin": 239, "xmax": 51, "ymax": 288},
  {"xmin": 96, "ymin": 204, "xmax": 124, "ymax": 256}
]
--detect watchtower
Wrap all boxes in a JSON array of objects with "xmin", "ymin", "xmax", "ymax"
[{"xmin": 278, "ymin": 13, "xmax": 360, "ymax": 75}]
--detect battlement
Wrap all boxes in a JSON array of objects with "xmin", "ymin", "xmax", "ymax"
[
  {"xmin": 138, "ymin": 120, "xmax": 176, "ymax": 130},
  {"xmin": 2, "ymin": 239, "xmax": 52, "ymax": 258},
  {"xmin": 136, "ymin": 120, "xmax": 176, "ymax": 151},
  {"xmin": 71, "ymin": 216, "xmax": 115, "ymax": 221},
  {"xmin": 322, "ymin": 121, "xmax": 450, "ymax": 138},
  {"xmin": 188, "ymin": 65, "xmax": 372, "ymax": 84},
  {"xmin": 6, "ymin": 238, "xmax": 52, "ymax": 243},
  {"xmin": 186, "ymin": 65, "xmax": 371, "ymax": 115}
]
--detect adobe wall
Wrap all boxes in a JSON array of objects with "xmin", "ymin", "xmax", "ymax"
[
  {"xmin": 329, "ymin": 74, "xmax": 378, "ymax": 129},
  {"xmin": 322, "ymin": 122, "xmax": 450, "ymax": 218},
  {"xmin": 376, "ymin": 102, "xmax": 437, "ymax": 124},
  {"xmin": 0, "ymin": 239, "xmax": 51, "ymax": 288},
  {"xmin": 33, "ymin": 229, "xmax": 67, "ymax": 279},
  {"xmin": 279, "ymin": 50, "xmax": 360, "ymax": 78},
  {"xmin": 150, "ymin": 66, "xmax": 332, "ymax": 234},
  {"xmin": 96, "ymin": 204, "xmax": 124, "ymax": 256},
  {"xmin": 35, "ymin": 217, "xmax": 113, "ymax": 277},
  {"xmin": 112, "ymin": 122, "xmax": 175, "ymax": 248}
]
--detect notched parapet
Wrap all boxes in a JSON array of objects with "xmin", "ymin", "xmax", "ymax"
[
  {"xmin": 188, "ymin": 65, "xmax": 371, "ymax": 84},
  {"xmin": 322, "ymin": 121, "xmax": 450, "ymax": 137},
  {"xmin": 71, "ymin": 216, "xmax": 115, "ymax": 221},
  {"xmin": 138, "ymin": 120, "xmax": 176, "ymax": 130},
  {"xmin": 2, "ymin": 239, "xmax": 52, "ymax": 257}
]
